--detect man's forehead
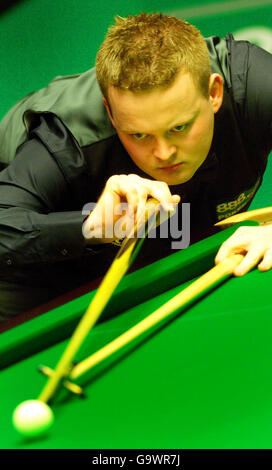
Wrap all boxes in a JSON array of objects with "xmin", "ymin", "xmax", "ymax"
[{"xmin": 108, "ymin": 73, "xmax": 201, "ymax": 132}]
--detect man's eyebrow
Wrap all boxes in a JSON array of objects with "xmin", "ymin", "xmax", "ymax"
[
  {"xmin": 119, "ymin": 125, "xmax": 146, "ymax": 133},
  {"xmin": 170, "ymin": 110, "xmax": 198, "ymax": 128},
  {"xmin": 120, "ymin": 128, "xmax": 144, "ymax": 133},
  {"xmin": 120, "ymin": 111, "xmax": 198, "ymax": 134}
]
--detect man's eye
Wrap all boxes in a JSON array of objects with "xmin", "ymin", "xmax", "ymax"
[
  {"xmin": 171, "ymin": 124, "xmax": 187, "ymax": 133},
  {"xmin": 133, "ymin": 133, "xmax": 147, "ymax": 140}
]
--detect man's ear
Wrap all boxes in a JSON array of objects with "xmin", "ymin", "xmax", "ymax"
[
  {"xmin": 103, "ymin": 97, "xmax": 116, "ymax": 128},
  {"xmin": 208, "ymin": 73, "xmax": 224, "ymax": 114}
]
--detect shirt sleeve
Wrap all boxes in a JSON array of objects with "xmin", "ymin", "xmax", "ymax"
[{"xmin": 0, "ymin": 136, "xmax": 89, "ymax": 268}]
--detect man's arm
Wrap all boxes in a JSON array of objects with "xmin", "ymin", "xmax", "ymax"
[
  {"xmin": 0, "ymin": 136, "xmax": 180, "ymax": 268},
  {"xmin": 0, "ymin": 137, "xmax": 87, "ymax": 267},
  {"xmin": 216, "ymin": 41, "xmax": 272, "ymax": 275}
]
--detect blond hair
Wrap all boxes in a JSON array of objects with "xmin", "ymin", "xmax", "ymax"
[{"xmin": 95, "ymin": 13, "xmax": 211, "ymax": 100}]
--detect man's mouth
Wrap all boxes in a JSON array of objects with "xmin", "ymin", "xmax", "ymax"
[{"xmin": 158, "ymin": 162, "xmax": 183, "ymax": 171}]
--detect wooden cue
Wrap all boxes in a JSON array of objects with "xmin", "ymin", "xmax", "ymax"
[
  {"xmin": 38, "ymin": 198, "xmax": 169, "ymax": 403},
  {"xmin": 67, "ymin": 253, "xmax": 244, "ymax": 382}
]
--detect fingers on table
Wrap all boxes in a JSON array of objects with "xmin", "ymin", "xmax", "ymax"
[{"xmin": 215, "ymin": 225, "xmax": 272, "ymax": 276}]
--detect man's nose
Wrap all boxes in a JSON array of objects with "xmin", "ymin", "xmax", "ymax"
[{"xmin": 152, "ymin": 137, "xmax": 176, "ymax": 161}]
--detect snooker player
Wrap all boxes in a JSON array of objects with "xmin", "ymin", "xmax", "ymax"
[{"xmin": 0, "ymin": 13, "xmax": 271, "ymax": 320}]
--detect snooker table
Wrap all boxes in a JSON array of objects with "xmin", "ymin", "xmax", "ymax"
[{"xmin": 1, "ymin": 223, "xmax": 272, "ymax": 450}]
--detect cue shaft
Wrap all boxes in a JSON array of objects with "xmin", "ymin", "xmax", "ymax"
[
  {"xmin": 69, "ymin": 253, "xmax": 244, "ymax": 380},
  {"xmin": 38, "ymin": 199, "xmax": 165, "ymax": 403}
]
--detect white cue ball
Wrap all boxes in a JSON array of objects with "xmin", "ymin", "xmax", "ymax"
[{"xmin": 12, "ymin": 400, "xmax": 54, "ymax": 437}]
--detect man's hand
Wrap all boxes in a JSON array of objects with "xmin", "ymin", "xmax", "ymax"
[
  {"xmin": 83, "ymin": 174, "xmax": 180, "ymax": 244},
  {"xmin": 215, "ymin": 224, "xmax": 272, "ymax": 276}
]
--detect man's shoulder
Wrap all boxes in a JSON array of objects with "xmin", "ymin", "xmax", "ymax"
[
  {"xmin": 205, "ymin": 36, "xmax": 232, "ymax": 89},
  {"xmin": 206, "ymin": 34, "xmax": 271, "ymax": 91},
  {"xmin": 0, "ymin": 67, "xmax": 116, "ymax": 164},
  {"xmin": 26, "ymin": 67, "xmax": 116, "ymax": 146}
]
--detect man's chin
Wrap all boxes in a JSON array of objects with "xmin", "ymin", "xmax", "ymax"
[
  {"xmin": 167, "ymin": 176, "xmax": 193, "ymax": 186},
  {"xmin": 154, "ymin": 167, "xmax": 195, "ymax": 186}
]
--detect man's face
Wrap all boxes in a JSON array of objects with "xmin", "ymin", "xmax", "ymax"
[{"xmin": 105, "ymin": 71, "xmax": 223, "ymax": 185}]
